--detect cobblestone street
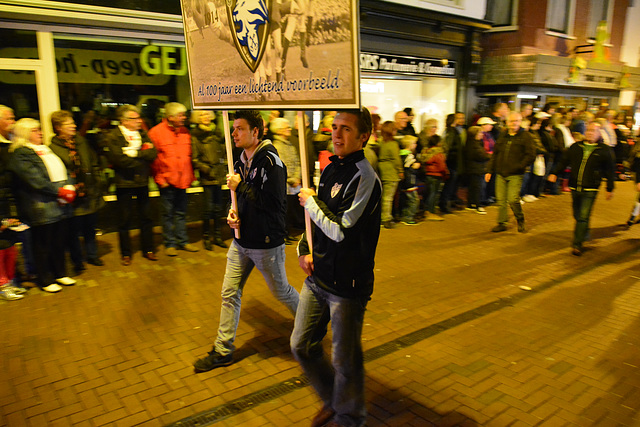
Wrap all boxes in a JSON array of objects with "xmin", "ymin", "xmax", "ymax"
[{"xmin": 2, "ymin": 181, "xmax": 640, "ymax": 426}]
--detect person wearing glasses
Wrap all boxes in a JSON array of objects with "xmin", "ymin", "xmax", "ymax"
[{"xmin": 101, "ymin": 105, "xmax": 158, "ymax": 266}]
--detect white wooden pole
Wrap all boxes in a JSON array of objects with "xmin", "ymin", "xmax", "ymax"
[
  {"xmin": 297, "ymin": 111, "xmax": 313, "ymax": 250},
  {"xmin": 222, "ymin": 110, "xmax": 240, "ymax": 239}
]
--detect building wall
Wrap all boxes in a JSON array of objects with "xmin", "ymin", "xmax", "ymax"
[
  {"xmin": 620, "ymin": 2, "xmax": 640, "ymax": 67},
  {"xmin": 381, "ymin": 0, "xmax": 487, "ymax": 20},
  {"xmin": 484, "ymin": 0, "xmax": 628, "ymax": 63}
]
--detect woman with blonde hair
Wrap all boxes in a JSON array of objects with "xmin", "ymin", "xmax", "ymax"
[{"xmin": 10, "ymin": 118, "xmax": 77, "ymax": 293}]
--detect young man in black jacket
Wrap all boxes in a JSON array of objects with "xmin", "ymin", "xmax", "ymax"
[
  {"xmin": 193, "ymin": 110, "xmax": 299, "ymax": 372},
  {"xmin": 292, "ymin": 108, "xmax": 382, "ymax": 427},
  {"xmin": 549, "ymin": 122, "xmax": 615, "ymax": 256}
]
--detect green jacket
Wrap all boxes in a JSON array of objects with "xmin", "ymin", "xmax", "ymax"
[{"xmin": 378, "ymin": 139, "xmax": 402, "ymax": 182}]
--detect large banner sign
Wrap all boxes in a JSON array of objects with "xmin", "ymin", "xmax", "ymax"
[{"xmin": 180, "ymin": 0, "xmax": 360, "ymax": 109}]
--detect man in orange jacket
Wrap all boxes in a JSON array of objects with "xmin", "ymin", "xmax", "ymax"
[{"xmin": 149, "ymin": 102, "xmax": 199, "ymax": 256}]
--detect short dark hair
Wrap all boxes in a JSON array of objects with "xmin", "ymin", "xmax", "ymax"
[
  {"xmin": 445, "ymin": 113, "xmax": 456, "ymax": 128},
  {"xmin": 235, "ymin": 110, "xmax": 264, "ymax": 139},
  {"xmin": 336, "ymin": 107, "xmax": 372, "ymax": 140}
]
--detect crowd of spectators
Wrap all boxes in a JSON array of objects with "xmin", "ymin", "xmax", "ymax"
[
  {"xmin": 0, "ymin": 101, "xmax": 638, "ymax": 300},
  {"xmin": 361, "ymin": 102, "xmax": 639, "ymax": 240}
]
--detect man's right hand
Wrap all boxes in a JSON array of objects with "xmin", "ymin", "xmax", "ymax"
[
  {"xmin": 484, "ymin": 173, "xmax": 492, "ymax": 183},
  {"xmin": 547, "ymin": 174, "xmax": 557, "ymax": 183},
  {"xmin": 227, "ymin": 209, "xmax": 240, "ymax": 229},
  {"xmin": 298, "ymin": 254, "xmax": 314, "ymax": 277}
]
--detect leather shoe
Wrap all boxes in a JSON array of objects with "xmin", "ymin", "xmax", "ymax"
[
  {"xmin": 87, "ymin": 258, "xmax": 104, "ymax": 266},
  {"xmin": 143, "ymin": 252, "xmax": 158, "ymax": 261},
  {"xmin": 311, "ymin": 405, "xmax": 335, "ymax": 427},
  {"xmin": 121, "ymin": 256, "xmax": 132, "ymax": 266}
]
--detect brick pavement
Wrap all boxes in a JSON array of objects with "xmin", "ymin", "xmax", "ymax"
[{"xmin": 2, "ymin": 181, "xmax": 640, "ymax": 426}]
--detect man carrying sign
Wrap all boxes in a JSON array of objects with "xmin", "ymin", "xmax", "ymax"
[
  {"xmin": 292, "ymin": 108, "xmax": 382, "ymax": 427},
  {"xmin": 194, "ymin": 110, "xmax": 299, "ymax": 372}
]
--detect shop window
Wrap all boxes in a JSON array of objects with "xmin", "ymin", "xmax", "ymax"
[
  {"xmin": 360, "ymin": 77, "xmax": 456, "ymax": 134},
  {"xmin": 588, "ymin": 0, "xmax": 614, "ymax": 41},
  {"xmin": 51, "ymin": 35, "xmax": 191, "ymax": 193},
  {"xmin": 0, "ymin": 71, "xmax": 39, "ymax": 121},
  {"xmin": 546, "ymin": 0, "xmax": 575, "ymax": 36},
  {"xmin": 0, "ymin": 29, "xmax": 38, "ymax": 58},
  {"xmin": 485, "ymin": 0, "xmax": 518, "ymax": 29}
]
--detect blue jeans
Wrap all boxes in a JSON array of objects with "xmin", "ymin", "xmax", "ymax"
[
  {"xmin": 160, "ymin": 186, "xmax": 188, "ymax": 248},
  {"xmin": 400, "ymin": 189, "xmax": 419, "ymax": 221},
  {"xmin": 214, "ymin": 241, "xmax": 299, "ymax": 356},
  {"xmin": 291, "ymin": 278, "xmax": 369, "ymax": 427},
  {"xmin": 495, "ymin": 174, "xmax": 524, "ymax": 225},
  {"xmin": 571, "ymin": 190, "xmax": 598, "ymax": 249},
  {"xmin": 424, "ymin": 176, "xmax": 441, "ymax": 214}
]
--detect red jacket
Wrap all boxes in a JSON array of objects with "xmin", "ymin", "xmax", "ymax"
[{"xmin": 148, "ymin": 120, "xmax": 195, "ymax": 189}]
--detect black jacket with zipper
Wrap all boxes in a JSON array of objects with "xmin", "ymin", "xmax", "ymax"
[
  {"xmin": 297, "ymin": 150, "xmax": 382, "ymax": 298},
  {"xmin": 553, "ymin": 141, "xmax": 615, "ymax": 192},
  {"xmin": 234, "ymin": 140, "xmax": 288, "ymax": 249}
]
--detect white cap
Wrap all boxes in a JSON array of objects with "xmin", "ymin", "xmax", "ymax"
[
  {"xmin": 534, "ymin": 112, "xmax": 551, "ymax": 119},
  {"xmin": 477, "ymin": 117, "xmax": 497, "ymax": 125}
]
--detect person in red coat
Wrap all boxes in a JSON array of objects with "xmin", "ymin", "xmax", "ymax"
[{"xmin": 149, "ymin": 102, "xmax": 199, "ymax": 256}]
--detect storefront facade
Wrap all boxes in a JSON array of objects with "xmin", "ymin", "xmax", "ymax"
[
  {"xmin": 359, "ymin": 0, "xmax": 490, "ymax": 132},
  {"xmin": 475, "ymin": 54, "xmax": 640, "ymax": 114}
]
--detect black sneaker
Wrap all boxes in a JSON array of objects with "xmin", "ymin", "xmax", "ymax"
[{"xmin": 193, "ymin": 351, "xmax": 233, "ymax": 373}]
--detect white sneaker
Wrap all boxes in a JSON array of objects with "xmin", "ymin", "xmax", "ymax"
[
  {"xmin": 43, "ymin": 283, "xmax": 62, "ymax": 293},
  {"xmin": 477, "ymin": 207, "xmax": 487, "ymax": 214},
  {"xmin": 522, "ymin": 195, "xmax": 538, "ymax": 203},
  {"xmin": 0, "ymin": 285, "xmax": 24, "ymax": 300},
  {"xmin": 56, "ymin": 277, "xmax": 76, "ymax": 286}
]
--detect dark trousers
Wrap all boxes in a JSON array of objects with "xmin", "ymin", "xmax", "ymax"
[
  {"xmin": 68, "ymin": 213, "xmax": 98, "ymax": 266},
  {"xmin": 467, "ymin": 173, "xmax": 483, "ymax": 208},
  {"xmin": 440, "ymin": 168, "xmax": 459, "ymax": 209},
  {"xmin": 571, "ymin": 190, "xmax": 598, "ymax": 250},
  {"xmin": 116, "ymin": 186, "xmax": 154, "ymax": 257},
  {"xmin": 32, "ymin": 220, "xmax": 67, "ymax": 287},
  {"xmin": 202, "ymin": 184, "xmax": 228, "ymax": 236}
]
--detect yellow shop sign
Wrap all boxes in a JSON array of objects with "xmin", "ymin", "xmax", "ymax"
[{"xmin": 0, "ymin": 46, "xmax": 187, "ymax": 85}]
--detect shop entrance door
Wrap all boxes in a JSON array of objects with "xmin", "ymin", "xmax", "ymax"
[{"xmin": 0, "ymin": 32, "xmax": 60, "ymax": 140}]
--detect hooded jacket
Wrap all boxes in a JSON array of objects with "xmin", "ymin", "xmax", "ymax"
[{"xmin": 234, "ymin": 140, "xmax": 288, "ymax": 249}]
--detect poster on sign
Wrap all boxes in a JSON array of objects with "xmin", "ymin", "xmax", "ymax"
[{"xmin": 180, "ymin": 0, "xmax": 360, "ymax": 109}]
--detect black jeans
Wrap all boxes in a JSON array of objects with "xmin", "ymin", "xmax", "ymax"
[
  {"xmin": 32, "ymin": 220, "xmax": 67, "ymax": 287},
  {"xmin": 116, "ymin": 186, "xmax": 154, "ymax": 256}
]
